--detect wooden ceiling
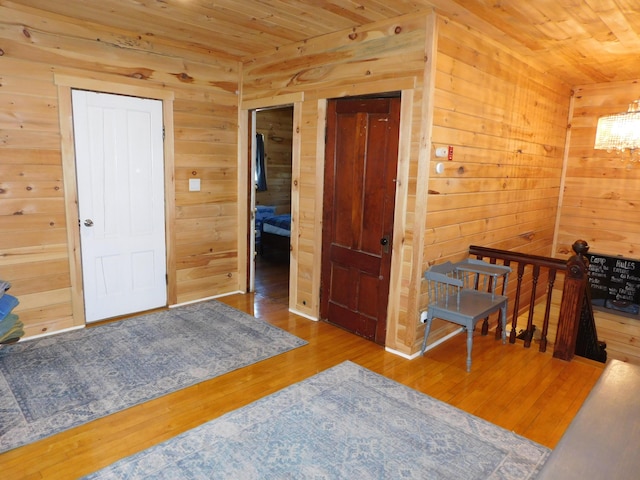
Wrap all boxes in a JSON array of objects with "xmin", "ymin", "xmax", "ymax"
[{"xmin": 11, "ymin": 0, "xmax": 640, "ymax": 86}]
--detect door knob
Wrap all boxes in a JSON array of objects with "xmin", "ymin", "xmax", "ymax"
[
  {"xmin": 84, "ymin": 219, "xmax": 94, "ymax": 227},
  {"xmin": 380, "ymin": 235, "xmax": 390, "ymax": 253}
]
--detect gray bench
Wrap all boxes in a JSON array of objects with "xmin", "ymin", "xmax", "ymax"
[
  {"xmin": 420, "ymin": 259, "xmax": 510, "ymax": 371},
  {"xmin": 537, "ymin": 359, "xmax": 640, "ymax": 480}
]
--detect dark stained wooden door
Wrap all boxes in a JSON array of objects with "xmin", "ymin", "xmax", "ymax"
[{"xmin": 320, "ymin": 96, "xmax": 400, "ymax": 345}]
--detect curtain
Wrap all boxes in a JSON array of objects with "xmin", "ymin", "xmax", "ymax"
[{"xmin": 256, "ymin": 133, "xmax": 267, "ymax": 191}]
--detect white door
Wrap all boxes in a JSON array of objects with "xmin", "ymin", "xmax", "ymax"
[{"xmin": 72, "ymin": 90, "xmax": 167, "ymax": 323}]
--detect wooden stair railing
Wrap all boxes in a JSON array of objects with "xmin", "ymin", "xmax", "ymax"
[
  {"xmin": 554, "ymin": 240, "xmax": 607, "ymax": 362},
  {"xmin": 468, "ymin": 240, "xmax": 606, "ymax": 362},
  {"xmin": 468, "ymin": 245, "xmax": 566, "ymax": 353}
]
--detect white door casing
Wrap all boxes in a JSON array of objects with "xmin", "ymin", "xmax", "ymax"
[{"xmin": 72, "ymin": 90, "xmax": 167, "ymax": 323}]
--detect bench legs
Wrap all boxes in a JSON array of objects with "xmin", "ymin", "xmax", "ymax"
[
  {"xmin": 421, "ymin": 313, "xmax": 475, "ymax": 371},
  {"xmin": 465, "ymin": 327, "xmax": 473, "ymax": 372},
  {"xmin": 500, "ymin": 304, "xmax": 507, "ymax": 344},
  {"xmin": 421, "ymin": 305, "xmax": 508, "ymax": 372},
  {"xmin": 464, "ymin": 304, "xmax": 507, "ymax": 371},
  {"xmin": 420, "ymin": 315, "xmax": 433, "ymax": 355}
]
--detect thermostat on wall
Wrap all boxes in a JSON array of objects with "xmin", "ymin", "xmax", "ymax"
[{"xmin": 435, "ymin": 147, "xmax": 448, "ymax": 158}]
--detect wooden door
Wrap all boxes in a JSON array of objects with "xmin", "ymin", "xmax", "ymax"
[
  {"xmin": 73, "ymin": 90, "xmax": 167, "ymax": 323},
  {"xmin": 320, "ymin": 96, "xmax": 400, "ymax": 345}
]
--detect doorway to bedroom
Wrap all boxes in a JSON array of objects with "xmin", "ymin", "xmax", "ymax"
[{"xmin": 252, "ymin": 106, "xmax": 293, "ymax": 305}]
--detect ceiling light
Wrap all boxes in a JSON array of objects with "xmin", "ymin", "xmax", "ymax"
[{"xmin": 594, "ymin": 100, "xmax": 640, "ymax": 159}]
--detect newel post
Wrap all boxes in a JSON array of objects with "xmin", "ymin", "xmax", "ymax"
[{"xmin": 554, "ymin": 240, "xmax": 590, "ymax": 361}]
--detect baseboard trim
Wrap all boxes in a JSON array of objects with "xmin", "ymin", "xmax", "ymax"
[
  {"xmin": 19, "ymin": 325, "xmax": 84, "ymax": 343},
  {"xmin": 289, "ymin": 308, "xmax": 318, "ymax": 321},
  {"xmin": 170, "ymin": 291, "xmax": 244, "ymax": 309},
  {"xmin": 385, "ymin": 327, "xmax": 465, "ymax": 360}
]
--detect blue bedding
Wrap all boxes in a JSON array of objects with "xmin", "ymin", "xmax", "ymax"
[{"xmin": 262, "ymin": 214, "xmax": 291, "ymax": 234}]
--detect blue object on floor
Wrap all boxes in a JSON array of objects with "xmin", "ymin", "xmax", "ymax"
[{"xmin": 0, "ymin": 294, "xmax": 18, "ymax": 320}]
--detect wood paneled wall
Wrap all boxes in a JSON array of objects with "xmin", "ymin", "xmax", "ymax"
[
  {"xmin": 420, "ymin": 18, "xmax": 573, "ymax": 347},
  {"xmin": 242, "ymin": 12, "xmax": 431, "ymax": 355},
  {"xmin": 558, "ymin": 81, "xmax": 640, "ymax": 256},
  {"xmin": 256, "ymin": 108, "xmax": 293, "ymax": 213},
  {"xmin": 1, "ymin": 2, "xmax": 595, "ymax": 357},
  {"xmin": 557, "ymin": 80, "xmax": 640, "ymax": 364},
  {"xmin": 428, "ymin": 18, "xmax": 571, "ymax": 260},
  {"xmin": 242, "ymin": 12, "xmax": 573, "ymax": 355},
  {"xmin": 0, "ymin": 4, "xmax": 240, "ymax": 337}
]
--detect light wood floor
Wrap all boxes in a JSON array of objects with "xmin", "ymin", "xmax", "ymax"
[{"xmin": 0, "ymin": 257, "xmax": 604, "ymax": 479}]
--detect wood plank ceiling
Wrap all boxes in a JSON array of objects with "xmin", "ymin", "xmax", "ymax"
[{"xmin": 9, "ymin": 0, "xmax": 640, "ymax": 86}]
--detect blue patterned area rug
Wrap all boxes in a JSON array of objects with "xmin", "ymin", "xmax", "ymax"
[
  {"xmin": 86, "ymin": 361, "xmax": 550, "ymax": 479},
  {"xmin": 0, "ymin": 300, "xmax": 306, "ymax": 454}
]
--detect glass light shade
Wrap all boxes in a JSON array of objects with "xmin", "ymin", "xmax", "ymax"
[{"xmin": 594, "ymin": 100, "xmax": 640, "ymax": 152}]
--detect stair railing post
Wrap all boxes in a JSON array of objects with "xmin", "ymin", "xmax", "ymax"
[{"xmin": 554, "ymin": 240, "xmax": 590, "ymax": 361}]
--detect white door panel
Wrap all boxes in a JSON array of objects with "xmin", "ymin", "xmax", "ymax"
[{"xmin": 73, "ymin": 90, "xmax": 166, "ymax": 323}]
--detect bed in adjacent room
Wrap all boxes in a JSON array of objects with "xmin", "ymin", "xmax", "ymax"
[{"xmin": 256, "ymin": 206, "xmax": 291, "ymax": 260}]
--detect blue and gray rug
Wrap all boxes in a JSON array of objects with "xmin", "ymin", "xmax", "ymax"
[
  {"xmin": 86, "ymin": 361, "xmax": 550, "ymax": 479},
  {"xmin": 0, "ymin": 300, "xmax": 306, "ymax": 453}
]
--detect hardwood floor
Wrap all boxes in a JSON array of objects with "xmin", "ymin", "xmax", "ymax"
[
  {"xmin": 0, "ymin": 259, "xmax": 604, "ymax": 479},
  {"xmin": 254, "ymin": 254, "xmax": 289, "ymax": 305}
]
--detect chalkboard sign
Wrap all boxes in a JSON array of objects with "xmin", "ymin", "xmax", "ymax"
[{"xmin": 588, "ymin": 252, "xmax": 640, "ymax": 317}]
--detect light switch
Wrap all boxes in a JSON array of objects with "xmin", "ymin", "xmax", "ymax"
[{"xmin": 189, "ymin": 178, "xmax": 201, "ymax": 192}]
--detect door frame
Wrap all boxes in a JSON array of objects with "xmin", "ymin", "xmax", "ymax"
[
  {"xmin": 72, "ymin": 90, "xmax": 167, "ymax": 322},
  {"xmin": 246, "ymin": 109, "xmax": 257, "ymax": 291},
  {"xmin": 246, "ymin": 106, "xmax": 296, "ymax": 292},
  {"xmin": 239, "ymin": 90, "xmax": 411, "ymax": 345},
  {"xmin": 315, "ymin": 91, "xmax": 411, "ymax": 348},
  {"xmin": 55, "ymin": 74, "xmax": 176, "ymax": 327},
  {"xmin": 320, "ymin": 95, "xmax": 401, "ymax": 345},
  {"xmin": 239, "ymin": 94, "xmax": 303, "ymax": 309}
]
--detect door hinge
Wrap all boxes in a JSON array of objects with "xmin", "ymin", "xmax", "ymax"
[
  {"xmin": 165, "ymin": 273, "xmax": 168, "ymax": 285},
  {"xmin": 162, "ymin": 126, "xmax": 165, "ymax": 141}
]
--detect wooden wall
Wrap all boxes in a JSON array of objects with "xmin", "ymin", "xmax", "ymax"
[
  {"xmin": 0, "ymin": 3, "xmax": 240, "ymax": 337},
  {"xmin": 2, "ymin": 2, "xmax": 607, "ymax": 359},
  {"xmin": 419, "ymin": 18, "xmax": 573, "ymax": 349},
  {"xmin": 557, "ymin": 80, "xmax": 640, "ymax": 257},
  {"xmin": 256, "ymin": 108, "xmax": 293, "ymax": 213},
  {"xmin": 242, "ymin": 12, "xmax": 573, "ymax": 355},
  {"xmin": 428, "ymin": 19, "xmax": 570, "ymax": 260},
  {"xmin": 556, "ymin": 80, "xmax": 640, "ymax": 364},
  {"xmin": 242, "ymin": 11, "xmax": 431, "ymax": 355}
]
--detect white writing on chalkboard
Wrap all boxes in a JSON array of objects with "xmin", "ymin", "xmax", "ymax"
[{"xmin": 588, "ymin": 253, "xmax": 640, "ymax": 316}]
